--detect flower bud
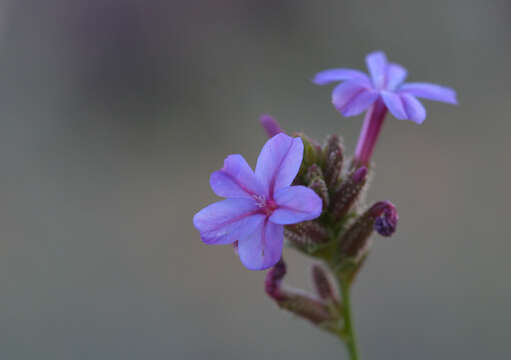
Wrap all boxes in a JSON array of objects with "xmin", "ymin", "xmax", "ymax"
[
  {"xmin": 373, "ymin": 201, "xmax": 399, "ymax": 236},
  {"xmin": 284, "ymin": 221, "xmax": 330, "ymax": 252},
  {"xmin": 330, "ymin": 167, "xmax": 368, "ymax": 221},
  {"xmin": 305, "ymin": 164, "xmax": 324, "ymax": 183},
  {"xmin": 323, "ymin": 134, "xmax": 344, "ymax": 188},
  {"xmin": 311, "ymin": 264, "xmax": 338, "ymax": 302},
  {"xmin": 339, "ymin": 201, "xmax": 398, "ymax": 259},
  {"xmin": 265, "ymin": 260, "xmax": 333, "ymax": 326},
  {"xmin": 309, "ymin": 177, "xmax": 329, "ymax": 210},
  {"xmin": 259, "ymin": 114, "xmax": 283, "ymax": 138}
]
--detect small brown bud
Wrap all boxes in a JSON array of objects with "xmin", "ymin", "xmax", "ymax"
[
  {"xmin": 323, "ymin": 134, "xmax": 344, "ymax": 188},
  {"xmin": 311, "ymin": 264, "xmax": 338, "ymax": 302},
  {"xmin": 330, "ymin": 166, "xmax": 368, "ymax": 221},
  {"xmin": 284, "ymin": 221, "xmax": 330, "ymax": 252}
]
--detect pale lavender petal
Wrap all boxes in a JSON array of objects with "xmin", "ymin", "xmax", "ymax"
[
  {"xmin": 401, "ymin": 93, "xmax": 427, "ymax": 124},
  {"xmin": 399, "ymin": 82, "xmax": 457, "ymax": 104},
  {"xmin": 313, "ymin": 68, "xmax": 370, "ymax": 85},
  {"xmin": 366, "ymin": 51, "xmax": 387, "ymax": 88},
  {"xmin": 238, "ymin": 220, "xmax": 284, "ymax": 270},
  {"xmin": 331, "ymin": 80, "xmax": 374, "ymax": 116},
  {"xmin": 342, "ymin": 89, "xmax": 378, "ymax": 116},
  {"xmin": 270, "ymin": 186, "xmax": 323, "ymax": 224},
  {"xmin": 210, "ymin": 155, "xmax": 265, "ymax": 199},
  {"xmin": 386, "ymin": 63, "xmax": 407, "ymax": 90},
  {"xmin": 380, "ymin": 91, "xmax": 407, "ymax": 120},
  {"xmin": 193, "ymin": 198, "xmax": 264, "ymax": 245},
  {"xmin": 255, "ymin": 134, "xmax": 303, "ymax": 197}
]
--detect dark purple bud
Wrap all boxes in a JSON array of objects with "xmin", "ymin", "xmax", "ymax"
[
  {"xmin": 284, "ymin": 221, "xmax": 330, "ymax": 252},
  {"xmin": 351, "ymin": 166, "xmax": 367, "ymax": 183},
  {"xmin": 323, "ymin": 135, "xmax": 344, "ymax": 188},
  {"xmin": 311, "ymin": 264, "xmax": 338, "ymax": 302},
  {"xmin": 265, "ymin": 259, "xmax": 334, "ymax": 326},
  {"xmin": 259, "ymin": 114, "xmax": 283, "ymax": 138},
  {"xmin": 372, "ymin": 201, "xmax": 398, "ymax": 236},
  {"xmin": 330, "ymin": 166, "xmax": 368, "ymax": 221},
  {"xmin": 339, "ymin": 201, "xmax": 399, "ymax": 259}
]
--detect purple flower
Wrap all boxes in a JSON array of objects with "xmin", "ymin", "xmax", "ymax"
[
  {"xmin": 314, "ymin": 51, "xmax": 457, "ymax": 166},
  {"xmin": 193, "ymin": 133, "xmax": 323, "ymax": 270}
]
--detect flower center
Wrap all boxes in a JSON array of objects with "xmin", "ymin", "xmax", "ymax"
[{"xmin": 253, "ymin": 195, "xmax": 278, "ymax": 217}]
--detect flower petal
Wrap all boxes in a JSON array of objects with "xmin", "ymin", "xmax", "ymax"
[
  {"xmin": 331, "ymin": 80, "xmax": 374, "ymax": 116},
  {"xmin": 270, "ymin": 186, "xmax": 323, "ymax": 224},
  {"xmin": 342, "ymin": 89, "xmax": 378, "ymax": 116},
  {"xmin": 210, "ymin": 154, "xmax": 264, "ymax": 199},
  {"xmin": 401, "ymin": 93, "xmax": 427, "ymax": 124},
  {"xmin": 380, "ymin": 91, "xmax": 407, "ymax": 120},
  {"xmin": 386, "ymin": 63, "xmax": 407, "ymax": 90},
  {"xmin": 238, "ymin": 220, "xmax": 284, "ymax": 270},
  {"xmin": 366, "ymin": 51, "xmax": 388, "ymax": 88},
  {"xmin": 255, "ymin": 134, "xmax": 303, "ymax": 197},
  {"xmin": 399, "ymin": 82, "xmax": 457, "ymax": 104},
  {"xmin": 313, "ymin": 68, "xmax": 370, "ymax": 85},
  {"xmin": 193, "ymin": 198, "xmax": 263, "ymax": 245}
]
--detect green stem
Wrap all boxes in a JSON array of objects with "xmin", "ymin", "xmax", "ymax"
[{"xmin": 339, "ymin": 278, "xmax": 360, "ymax": 360}]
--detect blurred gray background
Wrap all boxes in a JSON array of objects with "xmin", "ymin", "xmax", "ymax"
[{"xmin": 0, "ymin": 0, "xmax": 509, "ymax": 359}]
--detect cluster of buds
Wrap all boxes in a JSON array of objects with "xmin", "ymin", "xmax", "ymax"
[{"xmin": 261, "ymin": 115, "xmax": 398, "ymax": 332}]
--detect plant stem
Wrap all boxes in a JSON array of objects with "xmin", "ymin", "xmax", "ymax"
[{"xmin": 339, "ymin": 278, "xmax": 360, "ymax": 360}]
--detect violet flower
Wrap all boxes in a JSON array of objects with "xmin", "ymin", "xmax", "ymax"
[
  {"xmin": 314, "ymin": 51, "xmax": 457, "ymax": 166},
  {"xmin": 193, "ymin": 133, "xmax": 323, "ymax": 270}
]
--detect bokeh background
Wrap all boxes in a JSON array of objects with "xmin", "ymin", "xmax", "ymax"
[{"xmin": 1, "ymin": 1, "xmax": 509, "ymax": 359}]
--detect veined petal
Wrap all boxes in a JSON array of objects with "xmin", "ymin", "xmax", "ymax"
[
  {"xmin": 210, "ymin": 154, "xmax": 264, "ymax": 198},
  {"xmin": 270, "ymin": 186, "xmax": 323, "ymax": 225},
  {"xmin": 386, "ymin": 63, "xmax": 407, "ymax": 90},
  {"xmin": 193, "ymin": 199, "xmax": 263, "ymax": 245},
  {"xmin": 331, "ymin": 80, "xmax": 374, "ymax": 116},
  {"xmin": 313, "ymin": 68, "xmax": 370, "ymax": 85},
  {"xmin": 399, "ymin": 82, "xmax": 457, "ymax": 104},
  {"xmin": 380, "ymin": 91, "xmax": 407, "ymax": 120},
  {"xmin": 238, "ymin": 220, "xmax": 284, "ymax": 270},
  {"xmin": 255, "ymin": 134, "xmax": 303, "ymax": 197},
  {"xmin": 401, "ymin": 93, "xmax": 427, "ymax": 124},
  {"xmin": 366, "ymin": 51, "xmax": 388, "ymax": 88}
]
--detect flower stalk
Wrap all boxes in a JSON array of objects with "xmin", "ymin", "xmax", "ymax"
[{"xmin": 338, "ymin": 278, "xmax": 360, "ymax": 360}]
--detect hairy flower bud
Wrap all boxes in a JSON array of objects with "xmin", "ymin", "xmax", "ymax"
[
  {"xmin": 305, "ymin": 164, "xmax": 324, "ymax": 183},
  {"xmin": 330, "ymin": 167, "xmax": 368, "ymax": 221},
  {"xmin": 311, "ymin": 264, "xmax": 338, "ymax": 302},
  {"xmin": 323, "ymin": 134, "xmax": 344, "ymax": 188},
  {"xmin": 339, "ymin": 201, "xmax": 398, "ymax": 259},
  {"xmin": 309, "ymin": 177, "xmax": 329, "ymax": 210},
  {"xmin": 284, "ymin": 221, "xmax": 330, "ymax": 252},
  {"xmin": 259, "ymin": 114, "xmax": 283, "ymax": 138},
  {"xmin": 265, "ymin": 260, "xmax": 334, "ymax": 326}
]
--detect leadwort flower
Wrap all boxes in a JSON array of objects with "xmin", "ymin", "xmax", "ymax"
[
  {"xmin": 193, "ymin": 133, "xmax": 323, "ymax": 270},
  {"xmin": 314, "ymin": 51, "xmax": 457, "ymax": 166}
]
